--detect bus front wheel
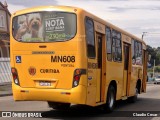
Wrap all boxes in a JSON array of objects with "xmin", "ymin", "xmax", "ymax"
[
  {"xmin": 103, "ymin": 85, "xmax": 116, "ymax": 112},
  {"xmin": 48, "ymin": 102, "xmax": 70, "ymax": 110}
]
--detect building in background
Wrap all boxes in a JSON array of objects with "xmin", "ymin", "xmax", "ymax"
[{"xmin": 0, "ymin": 1, "xmax": 10, "ymax": 58}]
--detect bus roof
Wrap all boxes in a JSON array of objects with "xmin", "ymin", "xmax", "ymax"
[{"xmin": 12, "ymin": 5, "xmax": 146, "ymax": 45}]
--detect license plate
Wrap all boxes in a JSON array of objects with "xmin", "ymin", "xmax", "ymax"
[{"xmin": 39, "ymin": 81, "xmax": 51, "ymax": 86}]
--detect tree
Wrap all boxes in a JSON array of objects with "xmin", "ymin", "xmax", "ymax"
[
  {"xmin": 147, "ymin": 45, "xmax": 157, "ymax": 66},
  {"xmin": 155, "ymin": 66, "xmax": 160, "ymax": 72}
]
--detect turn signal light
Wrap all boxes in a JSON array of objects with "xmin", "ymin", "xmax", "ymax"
[{"xmin": 75, "ymin": 69, "xmax": 81, "ymax": 75}]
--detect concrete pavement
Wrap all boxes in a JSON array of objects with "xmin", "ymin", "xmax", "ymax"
[{"xmin": 0, "ymin": 84, "xmax": 160, "ymax": 119}]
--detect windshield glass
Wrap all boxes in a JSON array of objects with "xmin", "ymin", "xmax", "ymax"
[{"xmin": 12, "ymin": 12, "xmax": 76, "ymax": 42}]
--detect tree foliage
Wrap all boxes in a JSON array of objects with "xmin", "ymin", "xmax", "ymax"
[
  {"xmin": 155, "ymin": 66, "xmax": 160, "ymax": 72},
  {"xmin": 147, "ymin": 45, "xmax": 160, "ymax": 66}
]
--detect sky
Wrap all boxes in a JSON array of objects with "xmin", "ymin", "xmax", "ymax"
[{"xmin": 1, "ymin": 0, "xmax": 160, "ymax": 48}]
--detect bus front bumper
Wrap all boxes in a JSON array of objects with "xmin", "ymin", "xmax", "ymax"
[{"xmin": 12, "ymin": 83, "xmax": 87, "ymax": 105}]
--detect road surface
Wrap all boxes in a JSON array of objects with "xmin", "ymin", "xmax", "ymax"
[{"xmin": 0, "ymin": 84, "xmax": 160, "ymax": 120}]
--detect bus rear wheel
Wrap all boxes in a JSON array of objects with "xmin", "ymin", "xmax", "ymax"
[
  {"xmin": 103, "ymin": 85, "xmax": 116, "ymax": 112},
  {"xmin": 48, "ymin": 102, "xmax": 70, "ymax": 110}
]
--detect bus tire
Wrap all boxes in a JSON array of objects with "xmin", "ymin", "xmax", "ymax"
[
  {"xmin": 48, "ymin": 102, "xmax": 70, "ymax": 110},
  {"xmin": 104, "ymin": 85, "xmax": 116, "ymax": 112},
  {"xmin": 128, "ymin": 87, "xmax": 138, "ymax": 103}
]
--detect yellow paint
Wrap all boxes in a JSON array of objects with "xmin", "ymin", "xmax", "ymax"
[
  {"xmin": 123, "ymin": 70, "xmax": 127, "ymax": 96},
  {"xmin": 94, "ymin": 21, "xmax": 105, "ymax": 34},
  {"xmin": 143, "ymin": 44, "xmax": 147, "ymax": 50},
  {"xmin": 96, "ymin": 69, "xmax": 101, "ymax": 102},
  {"xmin": 10, "ymin": 6, "xmax": 147, "ymax": 107},
  {"xmin": 86, "ymin": 86, "xmax": 96, "ymax": 106},
  {"xmin": 122, "ymin": 35, "xmax": 131, "ymax": 44}
]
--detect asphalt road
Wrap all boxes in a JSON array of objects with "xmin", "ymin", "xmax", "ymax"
[{"xmin": 0, "ymin": 84, "xmax": 160, "ymax": 120}]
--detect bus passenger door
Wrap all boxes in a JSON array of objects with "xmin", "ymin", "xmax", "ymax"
[
  {"xmin": 96, "ymin": 33, "xmax": 106, "ymax": 102},
  {"xmin": 123, "ymin": 43, "xmax": 131, "ymax": 96}
]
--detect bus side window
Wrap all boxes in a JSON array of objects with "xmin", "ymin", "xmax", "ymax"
[
  {"xmin": 112, "ymin": 30, "xmax": 122, "ymax": 62},
  {"xmin": 132, "ymin": 39, "xmax": 136, "ymax": 64},
  {"xmin": 106, "ymin": 27, "xmax": 112, "ymax": 61},
  {"xmin": 85, "ymin": 17, "xmax": 96, "ymax": 58},
  {"xmin": 135, "ymin": 41, "xmax": 142, "ymax": 65},
  {"xmin": 138, "ymin": 42, "xmax": 142, "ymax": 65},
  {"xmin": 132, "ymin": 39, "xmax": 142, "ymax": 65}
]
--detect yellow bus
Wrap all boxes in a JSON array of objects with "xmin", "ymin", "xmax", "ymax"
[{"xmin": 10, "ymin": 6, "xmax": 147, "ymax": 112}]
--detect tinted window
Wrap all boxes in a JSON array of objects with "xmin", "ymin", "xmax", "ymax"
[
  {"xmin": 132, "ymin": 40, "xmax": 135, "ymax": 64},
  {"xmin": 112, "ymin": 30, "xmax": 122, "ymax": 61},
  {"xmin": 132, "ymin": 39, "xmax": 142, "ymax": 65},
  {"xmin": 13, "ymin": 12, "xmax": 76, "ymax": 42},
  {"xmin": 106, "ymin": 27, "xmax": 112, "ymax": 61},
  {"xmin": 85, "ymin": 18, "xmax": 95, "ymax": 58}
]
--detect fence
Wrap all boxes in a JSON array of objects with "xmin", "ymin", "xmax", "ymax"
[{"xmin": 0, "ymin": 57, "xmax": 11, "ymax": 84}]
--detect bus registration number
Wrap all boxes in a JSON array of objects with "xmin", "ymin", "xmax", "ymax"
[{"xmin": 39, "ymin": 81, "xmax": 51, "ymax": 86}]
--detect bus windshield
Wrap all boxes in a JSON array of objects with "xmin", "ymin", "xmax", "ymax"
[{"xmin": 12, "ymin": 12, "xmax": 76, "ymax": 42}]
